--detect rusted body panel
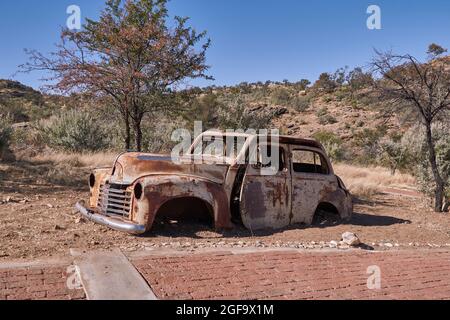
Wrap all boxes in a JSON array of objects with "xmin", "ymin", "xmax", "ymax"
[
  {"xmin": 240, "ymin": 143, "xmax": 292, "ymax": 230},
  {"xmin": 77, "ymin": 132, "xmax": 353, "ymax": 234}
]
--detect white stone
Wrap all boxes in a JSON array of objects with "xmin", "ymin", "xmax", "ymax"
[
  {"xmin": 341, "ymin": 232, "xmax": 361, "ymax": 247},
  {"xmin": 329, "ymin": 241, "xmax": 338, "ymax": 248}
]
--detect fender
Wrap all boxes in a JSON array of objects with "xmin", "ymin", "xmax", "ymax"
[
  {"xmin": 318, "ymin": 189, "xmax": 353, "ymax": 221},
  {"xmin": 133, "ymin": 175, "xmax": 233, "ymax": 232}
]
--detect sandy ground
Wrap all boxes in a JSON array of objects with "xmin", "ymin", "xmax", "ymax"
[{"xmin": 1, "ymin": 161, "xmax": 450, "ymax": 262}]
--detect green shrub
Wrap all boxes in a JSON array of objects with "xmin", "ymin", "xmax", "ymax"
[
  {"xmin": 313, "ymin": 73, "xmax": 337, "ymax": 93},
  {"xmin": 0, "ymin": 116, "xmax": 12, "ymax": 156},
  {"xmin": 140, "ymin": 115, "xmax": 186, "ymax": 153},
  {"xmin": 0, "ymin": 100, "xmax": 29, "ymax": 122},
  {"xmin": 352, "ymin": 127, "xmax": 387, "ymax": 165},
  {"xmin": 270, "ymin": 87, "xmax": 291, "ymax": 106},
  {"xmin": 293, "ymin": 95, "xmax": 312, "ymax": 112},
  {"xmin": 313, "ymin": 131, "xmax": 344, "ymax": 162},
  {"xmin": 334, "ymin": 89, "xmax": 349, "ymax": 102},
  {"xmin": 318, "ymin": 114, "xmax": 338, "ymax": 125},
  {"xmin": 37, "ymin": 110, "xmax": 107, "ymax": 152},
  {"xmin": 315, "ymin": 107, "xmax": 338, "ymax": 125},
  {"xmin": 379, "ymin": 133, "xmax": 415, "ymax": 175},
  {"xmin": 323, "ymin": 96, "xmax": 333, "ymax": 103},
  {"xmin": 217, "ymin": 95, "xmax": 274, "ymax": 131},
  {"xmin": 316, "ymin": 107, "xmax": 328, "ymax": 118},
  {"xmin": 410, "ymin": 125, "xmax": 450, "ymax": 201}
]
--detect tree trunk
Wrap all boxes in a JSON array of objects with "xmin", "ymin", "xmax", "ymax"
[
  {"xmin": 124, "ymin": 113, "xmax": 131, "ymax": 151},
  {"xmin": 390, "ymin": 165, "xmax": 397, "ymax": 176},
  {"xmin": 133, "ymin": 117, "xmax": 143, "ymax": 152},
  {"xmin": 425, "ymin": 123, "xmax": 445, "ymax": 212}
]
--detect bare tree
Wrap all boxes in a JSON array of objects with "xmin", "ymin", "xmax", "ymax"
[
  {"xmin": 20, "ymin": 0, "xmax": 211, "ymax": 151},
  {"xmin": 371, "ymin": 45, "xmax": 450, "ymax": 212}
]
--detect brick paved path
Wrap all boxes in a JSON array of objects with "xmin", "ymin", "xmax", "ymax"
[
  {"xmin": 133, "ymin": 249, "xmax": 450, "ymax": 300},
  {"xmin": 0, "ymin": 264, "xmax": 85, "ymax": 300}
]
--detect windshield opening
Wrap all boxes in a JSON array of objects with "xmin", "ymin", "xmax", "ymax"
[{"xmin": 189, "ymin": 134, "xmax": 249, "ymax": 161}]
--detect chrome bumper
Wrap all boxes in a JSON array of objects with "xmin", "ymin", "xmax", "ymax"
[{"xmin": 75, "ymin": 202, "xmax": 146, "ymax": 235}]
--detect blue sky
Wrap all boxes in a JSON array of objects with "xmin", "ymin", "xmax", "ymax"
[{"xmin": 0, "ymin": 0, "xmax": 449, "ymax": 90}]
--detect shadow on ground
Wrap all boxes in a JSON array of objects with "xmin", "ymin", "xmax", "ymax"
[
  {"xmin": 349, "ymin": 212, "xmax": 411, "ymax": 227},
  {"xmin": 142, "ymin": 210, "xmax": 412, "ymax": 239}
]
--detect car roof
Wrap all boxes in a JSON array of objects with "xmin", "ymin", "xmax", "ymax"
[{"xmin": 201, "ymin": 131, "xmax": 325, "ymax": 151}]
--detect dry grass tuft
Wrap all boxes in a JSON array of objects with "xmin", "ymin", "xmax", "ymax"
[
  {"xmin": 23, "ymin": 151, "xmax": 117, "ymax": 168},
  {"xmin": 334, "ymin": 163, "xmax": 416, "ymax": 199}
]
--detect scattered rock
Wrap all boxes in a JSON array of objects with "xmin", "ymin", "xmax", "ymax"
[
  {"xmin": 341, "ymin": 232, "xmax": 361, "ymax": 247},
  {"xmin": 54, "ymin": 225, "xmax": 66, "ymax": 231},
  {"xmin": 270, "ymin": 106, "xmax": 289, "ymax": 116},
  {"xmin": 249, "ymin": 105, "xmax": 264, "ymax": 112},
  {"xmin": 329, "ymin": 240, "xmax": 338, "ymax": 248},
  {"xmin": 75, "ymin": 217, "xmax": 86, "ymax": 224},
  {"xmin": 384, "ymin": 243, "xmax": 393, "ymax": 248}
]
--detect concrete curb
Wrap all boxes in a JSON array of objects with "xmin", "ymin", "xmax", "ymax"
[{"xmin": 71, "ymin": 248, "xmax": 158, "ymax": 300}]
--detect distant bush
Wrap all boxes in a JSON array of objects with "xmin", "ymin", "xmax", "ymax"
[
  {"xmin": 270, "ymin": 87, "xmax": 292, "ymax": 107},
  {"xmin": 316, "ymin": 107, "xmax": 337, "ymax": 125},
  {"xmin": 292, "ymin": 95, "xmax": 312, "ymax": 112},
  {"xmin": 410, "ymin": 125, "xmax": 450, "ymax": 204},
  {"xmin": 313, "ymin": 73, "xmax": 337, "ymax": 93},
  {"xmin": 352, "ymin": 127, "xmax": 387, "ymax": 165},
  {"xmin": 316, "ymin": 107, "xmax": 329, "ymax": 118},
  {"xmin": 186, "ymin": 93, "xmax": 221, "ymax": 130},
  {"xmin": 0, "ymin": 100, "xmax": 29, "ymax": 122},
  {"xmin": 347, "ymin": 67, "xmax": 373, "ymax": 92},
  {"xmin": 140, "ymin": 115, "xmax": 185, "ymax": 153},
  {"xmin": 318, "ymin": 114, "xmax": 338, "ymax": 125},
  {"xmin": 313, "ymin": 131, "xmax": 345, "ymax": 162},
  {"xmin": 379, "ymin": 132, "xmax": 415, "ymax": 175},
  {"xmin": 37, "ymin": 110, "xmax": 107, "ymax": 152},
  {"xmin": 217, "ymin": 95, "xmax": 274, "ymax": 131},
  {"xmin": 0, "ymin": 116, "xmax": 12, "ymax": 157}
]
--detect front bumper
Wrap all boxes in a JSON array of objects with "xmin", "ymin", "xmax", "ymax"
[{"xmin": 75, "ymin": 202, "xmax": 146, "ymax": 235}]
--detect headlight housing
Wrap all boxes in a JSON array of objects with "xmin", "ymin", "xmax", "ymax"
[
  {"xmin": 134, "ymin": 183, "xmax": 143, "ymax": 200},
  {"xmin": 89, "ymin": 173, "xmax": 96, "ymax": 189}
]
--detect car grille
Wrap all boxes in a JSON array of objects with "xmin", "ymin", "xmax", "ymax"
[{"xmin": 97, "ymin": 183, "xmax": 132, "ymax": 218}]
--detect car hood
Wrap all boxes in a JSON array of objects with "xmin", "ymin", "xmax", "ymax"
[{"xmin": 111, "ymin": 152, "xmax": 230, "ymax": 185}]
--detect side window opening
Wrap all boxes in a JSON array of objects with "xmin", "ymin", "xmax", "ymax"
[
  {"xmin": 254, "ymin": 144, "xmax": 286, "ymax": 173},
  {"xmin": 292, "ymin": 150, "xmax": 329, "ymax": 175}
]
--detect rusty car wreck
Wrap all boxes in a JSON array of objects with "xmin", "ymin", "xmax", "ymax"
[{"xmin": 76, "ymin": 131, "xmax": 353, "ymax": 235}]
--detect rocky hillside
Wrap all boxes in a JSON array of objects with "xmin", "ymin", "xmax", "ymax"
[
  {"xmin": 0, "ymin": 79, "xmax": 42, "ymax": 102},
  {"xmin": 0, "ymin": 79, "xmax": 64, "ymax": 123}
]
